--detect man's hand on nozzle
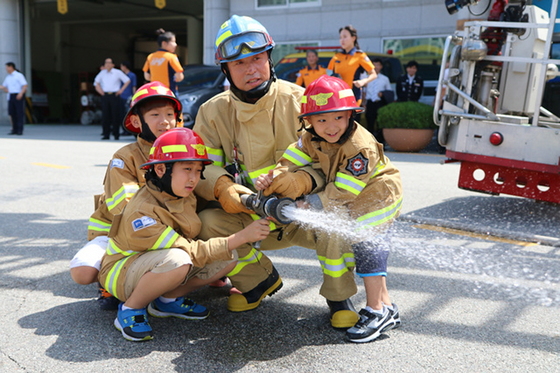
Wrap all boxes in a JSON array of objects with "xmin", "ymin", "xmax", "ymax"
[
  {"xmin": 263, "ymin": 171, "xmax": 313, "ymax": 200},
  {"xmin": 214, "ymin": 175, "xmax": 254, "ymax": 214}
]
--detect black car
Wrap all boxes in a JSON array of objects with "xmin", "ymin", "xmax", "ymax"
[{"xmin": 176, "ymin": 65, "xmax": 226, "ymax": 128}]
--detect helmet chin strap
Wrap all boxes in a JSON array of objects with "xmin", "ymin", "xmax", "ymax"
[
  {"xmin": 222, "ymin": 52, "xmax": 277, "ymax": 104},
  {"xmin": 138, "ymin": 115, "xmax": 157, "ymax": 143},
  {"xmin": 146, "ymin": 164, "xmax": 181, "ymax": 198}
]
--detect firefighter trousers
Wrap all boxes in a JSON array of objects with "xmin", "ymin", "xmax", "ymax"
[{"xmin": 198, "ymin": 206, "xmax": 358, "ymax": 301}]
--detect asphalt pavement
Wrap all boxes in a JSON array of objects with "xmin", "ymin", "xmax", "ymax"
[{"xmin": 1, "ymin": 123, "xmax": 559, "ymax": 372}]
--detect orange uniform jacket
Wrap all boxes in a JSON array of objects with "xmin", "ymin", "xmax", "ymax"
[
  {"xmin": 327, "ymin": 49, "xmax": 374, "ymax": 101},
  {"xmin": 295, "ymin": 65, "xmax": 328, "ymax": 88},
  {"xmin": 143, "ymin": 50, "xmax": 183, "ymax": 92}
]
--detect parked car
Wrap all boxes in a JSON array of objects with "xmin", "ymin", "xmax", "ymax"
[
  {"xmin": 274, "ymin": 50, "xmax": 403, "ymax": 85},
  {"xmin": 176, "ymin": 64, "xmax": 226, "ymax": 128}
]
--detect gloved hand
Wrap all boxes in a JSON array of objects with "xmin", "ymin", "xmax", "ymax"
[
  {"xmin": 264, "ymin": 171, "xmax": 312, "ymax": 200},
  {"xmin": 214, "ymin": 176, "xmax": 254, "ymax": 214}
]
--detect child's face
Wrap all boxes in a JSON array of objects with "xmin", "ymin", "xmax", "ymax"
[
  {"xmin": 131, "ymin": 103, "xmax": 177, "ymax": 138},
  {"xmin": 307, "ymin": 110, "xmax": 352, "ymax": 143},
  {"xmin": 170, "ymin": 161, "xmax": 204, "ymax": 198}
]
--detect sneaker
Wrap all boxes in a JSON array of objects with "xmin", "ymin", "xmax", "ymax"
[
  {"xmin": 327, "ymin": 299, "xmax": 360, "ymax": 329},
  {"xmin": 114, "ymin": 303, "xmax": 153, "ymax": 342},
  {"xmin": 227, "ymin": 266, "xmax": 283, "ymax": 312},
  {"xmin": 147, "ymin": 297, "xmax": 209, "ymax": 320},
  {"xmin": 387, "ymin": 303, "xmax": 401, "ymax": 330},
  {"xmin": 97, "ymin": 285, "xmax": 120, "ymax": 311},
  {"xmin": 346, "ymin": 307, "xmax": 395, "ymax": 343}
]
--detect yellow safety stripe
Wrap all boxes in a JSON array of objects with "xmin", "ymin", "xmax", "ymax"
[
  {"xmin": 371, "ymin": 160, "xmax": 386, "ymax": 178},
  {"xmin": 88, "ymin": 218, "xmax": 111, "ymax": 233},
  {"xmin": 150, "ymin": 226, "xmax": 179, "ymax": 250},
  {"xmin": 162, "ymin": 144, "xmax": 188, "ymax": 154},
  {"xmin": 206, "ymin": 147, "xmax": 225, "ymax": 167},
  {"xmin": 339, "ymin": 89, "xmax": 354, "ymax": 99},
  {"xmin": 355, "ymin": 196, "xmax": 403, "ymax": 231},
  {"xmin": 216, "ymin": 29, "xmax": 232, "ymax": 47},
  {"xmin": 106, "ymin": 184, "xmax": 140, "ymax": 211},
  {"xmin": 281, "ymin": 146, "xmax": 312, "ymax": 167},
  {"xmin": 317, "ymin": 252, "xmax": 355, "ymax": 278},
  {"xmin": 104, "ymin": 255, "xmax": 132, "ymax": 300},
  {"xmin": 249, "ymin": 213, "xmax": 277, "ymax": 230},
  {"xmin": 105, "ymin": 239, "xmax": 137, "ymax": 257},
  {"xmin": 248, "ymin": 164, "xmax": 276, "ymax": 186},
  {"xmin": 334, "ymin": 172, "xmax": 367, "ymax": 196},
  {"xmin": 227, "ymin": 247, "xmax": 263, "ymax": 277}
]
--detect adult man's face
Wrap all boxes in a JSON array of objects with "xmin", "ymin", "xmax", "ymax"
[
  {"xmin": 5, "ymin": 65, "xmax": 14, "ymax": 74},
  {"xmin": 104, "ymin": 59, "xmax": 114, "ymax": 72},
  {"xmin": 226, "ymin": 51, "xmax": 270, "ymax": 92},
  {"xmin": 373, "ymin": 61, "xmax": 383, "ymax": 74}
]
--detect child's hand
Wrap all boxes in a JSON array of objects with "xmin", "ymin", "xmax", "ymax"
[
  {"xmin": 255, "ymin": 169, "xmax": 275, "ymax": 191},
  {"xmin": 241, "ymin": 219, "xmax": 270, "ymax": 243}
]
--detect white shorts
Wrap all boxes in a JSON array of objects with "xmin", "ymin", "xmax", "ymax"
[{"xmin": 69, "ymin": 236, "xmax": 109, "ymax": 270}]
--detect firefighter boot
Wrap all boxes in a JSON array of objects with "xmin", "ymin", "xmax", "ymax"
[
  {"xmin": 227, "ymin": 266, "xmax": 283, "ymax": 312},
  {"xmin": 327, "ymin": 298, "xmax": 360, "ymax": 329}
]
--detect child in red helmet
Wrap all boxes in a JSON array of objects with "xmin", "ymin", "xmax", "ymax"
[
  {"xmin": 256, "ymin": 75, "xmax": 403, "ymax": 343},
  {"xmin": 99, "ymin": 128, "xmax": 270, "ymax": 342},
  {"xmin": 70, "ymin": 81, "xmax": 183, "ymax": 310}
]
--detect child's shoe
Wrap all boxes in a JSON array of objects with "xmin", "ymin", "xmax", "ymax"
[
  {"xmin": 97, "ymin": 285, "xmax": 120, "ymax": 311},
  {"xmin": 387, "ymin": 303, "xmax": 401, "ymax": 330},
  {"xmin": 148, "ymin": 297, "xmax": 209, "ymax": 320},
  {"xmin": 114, "ymin": 303, "xmax": 153, "ymax": 342},
  {"xmin": 346, "ymin": 307, "xmax": 395, "ymax": 343}
]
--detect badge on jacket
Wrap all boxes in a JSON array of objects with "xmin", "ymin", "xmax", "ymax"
[
  {"xmin": 346, "ymin": 153, "xmax": 369, "ymax": 177},
  {"xmin": 111, "ymin": 159, "xmax": 125, "ymax": 169},
  {"xmin": 132, "ymin": 216, "xmax": 156, "ymax": 231}
]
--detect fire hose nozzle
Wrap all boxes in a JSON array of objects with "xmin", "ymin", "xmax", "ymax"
[{"xmin": 241, "ymin": 193, "xmax": 296, "ymax": 224}]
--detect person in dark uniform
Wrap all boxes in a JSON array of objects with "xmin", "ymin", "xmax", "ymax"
[
  {"xmin": 396, "ymin": 60, "xmax": 423, "ymax": 102},
  {"xmin": 0, "ymin": 62, "xmax": 28, "ymax": 135}
]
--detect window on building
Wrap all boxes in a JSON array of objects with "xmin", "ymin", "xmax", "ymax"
[
  {"xmin": 257, "ymin": 0, "xmax": 319, "ymax": 8},
  {"xmin": 383, "ymin": 36, "xmax": 446, "ymax": 82}
]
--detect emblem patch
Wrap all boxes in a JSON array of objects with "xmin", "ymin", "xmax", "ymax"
[
  {"xmin": 110, "ymin": 159, "xmax": 125, "ymax": 169},
  {"xmin": 346, "ymin": 153, "xmax": 369, "ymax": 177},
  {"xmin": 132, "ymin": 216, "xmax": 157, "ymax": 231}
]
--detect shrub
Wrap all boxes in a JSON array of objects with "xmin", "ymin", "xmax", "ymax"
[{"xmin": 377, "ymin": 101, "xmax": 437, "ymax": 129}]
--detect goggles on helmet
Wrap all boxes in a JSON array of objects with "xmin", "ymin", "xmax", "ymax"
[{"xmin": 215, "ymin": 31, "xmax": 274, "ymax": 63}]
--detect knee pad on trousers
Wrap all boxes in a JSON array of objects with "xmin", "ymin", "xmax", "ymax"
[{"xmin": 352, "ymin": 241, "xmax": 389, "ymax": 277}]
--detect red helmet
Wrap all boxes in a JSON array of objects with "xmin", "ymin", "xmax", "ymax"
[
  {"xmin": 123, "ymin": 81, "xmax": 182, "ymax": 134},
  {"xmin": 141, "ymin": 128, "xmax": 212, "ymax": 169},
  {"xmin": 299, "ymin": 75, "xmax": 363, "ymax": 118}
]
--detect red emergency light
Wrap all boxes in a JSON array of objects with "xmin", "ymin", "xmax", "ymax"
[{"xmin": 489, "ymin": 132, "xmax": 503, "ymax": 145}]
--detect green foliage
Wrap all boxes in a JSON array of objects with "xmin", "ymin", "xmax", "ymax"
[{"xmin": 377, "ymin": 101, "xmax": 437, "ymax": 129}]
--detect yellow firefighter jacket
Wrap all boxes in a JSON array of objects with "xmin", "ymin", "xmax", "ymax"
[
  {"xmin": 193, "ymin": 79, "xmax": 324, "ymax": 200},
  {"xmin": 87, "ymin": 136, "xmax": 152, "ymax": 240},
  {"xmin": 99, "ymin": 182, "xmax": 232, "ymax": 301},
  {"xmin": 278, "ymin": 123, "xmax": 403, "ymax": 227}
]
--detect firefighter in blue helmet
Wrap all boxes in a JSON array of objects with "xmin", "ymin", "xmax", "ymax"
[{"xmin": 193, "ymin": 15, "xmax": 361, "ymax": 329}]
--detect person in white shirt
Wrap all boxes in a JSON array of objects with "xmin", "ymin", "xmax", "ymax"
[
  {"xmin": 364, "ymin": 58, "xmax": 392, "ymax": 144},
  {"xmin": 0, "ymin": 62, "xmax": 28, "ymax": 135},
  {"xmin": 94, "ymin": 58, "xmax": 130, "ymax": 140}
]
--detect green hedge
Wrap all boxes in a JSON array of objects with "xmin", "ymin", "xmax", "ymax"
[{"xmin": 377, "ymin": 101, "xmax": 437, "ymax": 129}]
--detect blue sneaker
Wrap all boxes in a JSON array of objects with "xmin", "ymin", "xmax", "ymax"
[
  {"xmin": 114, "ymin": 303, "xmax": 153, "ymax": 342},
  {"xmin": 147, "ymin": 297, "xmax": 209, "ymax": 320}
]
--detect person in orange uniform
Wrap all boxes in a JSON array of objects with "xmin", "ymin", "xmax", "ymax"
[
  {"xmin": 327, "ymin": 25, "xmax": 377, "ymax": 105},
  {"xmin": 295, "ymin": 49, "xmax": 327, "ymax": 88},
  {"xmin": 143, "ymin": 29, "xmax": 184, "ymax": 94}
]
